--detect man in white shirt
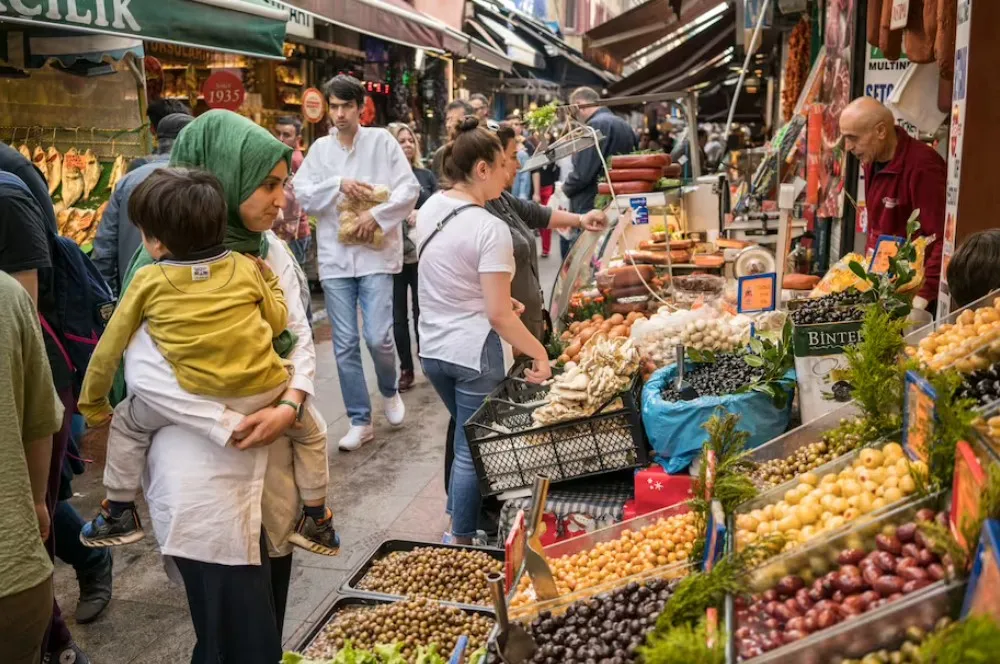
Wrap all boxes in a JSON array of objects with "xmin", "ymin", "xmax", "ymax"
[{"xmin": 294, "ymin": 75, "xmax": 420, "ymax": 451}]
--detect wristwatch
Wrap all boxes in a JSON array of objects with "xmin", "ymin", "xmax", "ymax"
[{"xmin": 277, "ymin": 399, "xmax": 304, "ymax": 422}]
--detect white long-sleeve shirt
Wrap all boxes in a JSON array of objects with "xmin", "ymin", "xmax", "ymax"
[
  {"xmin": 293, "ymin": 126, "xmax": 420, "ymax": 279},
  {"xmin": 125, "ymin": 233, "xmax": 319, "ymax": 565}
]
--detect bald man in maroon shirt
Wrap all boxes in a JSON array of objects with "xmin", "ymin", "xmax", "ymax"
[{"xmin": 840, "ymin": 97, "xmax": 947, "ymax": 309}]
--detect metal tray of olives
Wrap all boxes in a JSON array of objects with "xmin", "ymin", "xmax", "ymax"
[
  {"xmin": 732, "ymin": 437, "xmax": 929, "ymax": 566},
  {"xmin": 746, "ymin": 402, "xmax": 861, "ymax": 468},
  {"xmin": 340, "ymin": 538, "xmax": 505, "ymax": 611},
  {"xmin": 729, "ymin": 580, "xmax": 965, "ymax": 663},
  {"xmin": 294, "ymin": 595, "xmax": 495, "ymax": 655},
  {"xmin": 725, "ymin": 493, "xmax": 958, "ymax": 663}
]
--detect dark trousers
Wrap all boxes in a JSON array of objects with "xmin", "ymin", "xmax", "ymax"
[
  {"xmin": 54, "ymin": 500, "xmax": 110, "ymax": 573},
  {"xmin": 174, "ymin": 533, "xmax": 287, "ymax": 664},
  {"xmin": 44, "ymin": 388, "xmax": 74, "ymax": 654},
  {"xmin": 393, "ymin": 262, "xmax": 420, "ymax": 373}
]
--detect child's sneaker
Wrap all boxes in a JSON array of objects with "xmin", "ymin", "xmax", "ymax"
[
  {"xmin": 289, "ymin": 507, "xmax": 340, "ymax": 556},
  {"xmin": 80, "ymin": 500, "xmax": 145, "ymax": 548}
]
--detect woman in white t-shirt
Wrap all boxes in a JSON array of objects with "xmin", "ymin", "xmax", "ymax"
[{"xmin": 416, "ymin": 117, "xmax": 551, "ymax": 544}]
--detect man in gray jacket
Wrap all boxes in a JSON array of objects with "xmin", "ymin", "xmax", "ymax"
[{"xmin": 91, "ymin": 113, "xmax": 193, "ymax": 295}]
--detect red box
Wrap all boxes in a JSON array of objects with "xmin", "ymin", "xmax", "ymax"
[{"xmin": 635, "ymin": 465, "xmax": 694, "ymax": 511}]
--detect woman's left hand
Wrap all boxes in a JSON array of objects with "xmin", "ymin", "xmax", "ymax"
[
  {"xmin": 232, "ymin": 406, "xmax": 297, "ymax": 449},
  {"xmin": 511, "ymin": 298, "xmax": 526, "ymax": 317},
  {"xmin": 579, "ymin": 210, "xmax": 608, "ymax": 232},
  {"xmin": 406, "ymin": 210, "xmax": 418, "ymax": 227}
]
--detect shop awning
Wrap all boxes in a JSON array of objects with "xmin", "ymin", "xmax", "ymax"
[
  {"xmin": 585, "ymin": 0, "xmax": 726, "ymax": 64},
  {"xmin": 0, "ymin": 0, "xmax": 288, "ymax": 60},
  {"xmin": 475, "ymin": 15, "xmax": 544, "ymax": 69},
  {"xmin": 281, "ymin": 0, "xmax": 443, "ymax": 52},
  {"xmin": 609, "ymin": 6, "xmax": 735, "ymax": 96}
]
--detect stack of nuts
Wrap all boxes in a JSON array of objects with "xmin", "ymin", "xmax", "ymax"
[
  {"xmin": 734, "ymin": 510, "xmax": 950, "ymax": 660},
  {"xmin": 736, "ymin": 443, "xmax": 924, "ymax": 553},
  {"xmin": 509, "ymin": 511, "xmax": 700, "ymax": 609},
  {"xmin": 906, "ymin": 300, "xmax": 1000, "ymax": 371}
]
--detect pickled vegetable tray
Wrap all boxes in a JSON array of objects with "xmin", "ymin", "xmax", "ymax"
[
  {"xmin": 464, "ymin": 373, "xmax": 646, "ymax": 496},
  {"xmin": 341, "ymin": 538, "xmax": 505, "ymax": 610}
]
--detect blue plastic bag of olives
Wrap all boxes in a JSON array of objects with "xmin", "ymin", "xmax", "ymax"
[{"xmin": 641, "ymin": 364, "xmax": 795, "ymax": 473}]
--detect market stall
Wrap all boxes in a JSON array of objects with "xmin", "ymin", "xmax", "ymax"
[{"xmin": 0, "ymin": 0, "xmax": 289, "ymax": 249}]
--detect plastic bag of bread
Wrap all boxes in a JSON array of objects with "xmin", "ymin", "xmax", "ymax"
[
  {"xmin": 809, "ymin": 252, "xmax": 871, "ymax": 297},
  {"xmin": 337, "ymin": 209, "xmax": 385, "ymax": 249},
  {"xmin": 337, "ymin": 184, "xmax": 390, "ymax": 248}
]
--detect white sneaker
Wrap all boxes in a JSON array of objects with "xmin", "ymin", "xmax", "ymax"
[
  {"xmin": 383, "ymin": 392, "xmax": 405, "ymax": 427},
  {"xmin": 338, "ymin": 424, "xmax": 374, "ymax": 451}
]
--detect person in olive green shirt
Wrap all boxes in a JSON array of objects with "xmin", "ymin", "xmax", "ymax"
[
  {"xmin": 77, "ymin": 167, "xmax": 336, "ymax": 557},
  {"xmin": 0, "ymin": 270, "xmax": 65, "ymax": 664}
]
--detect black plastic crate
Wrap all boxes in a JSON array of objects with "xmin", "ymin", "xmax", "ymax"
[
  {"xmin": 340, "ymin": 538, "xmax": 504, "ymax": 610},
  {"xmin": 464, "ymin": 372, "xmax": 647, "ymax": 496},
  {"xmin": 294, "ymin": 595, "xmax": 494, "ymax": 657}
]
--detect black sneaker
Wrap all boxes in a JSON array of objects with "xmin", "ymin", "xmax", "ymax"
[
  {"xmin": 79, "ymin": 500, "xmax": 145, "ymax": 548},
  {"xmin": 288, "ymin": 507, "xmax": 340, "ymax": 556},
  {"xmin": 75, "ymin": 551, "xmax": 112, "ymax": 624}
]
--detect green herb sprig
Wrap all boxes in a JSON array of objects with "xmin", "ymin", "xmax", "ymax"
[
  {"xmin": 842, "ymin": 304, "xmax": 910, "ymax": 437},
  {"xmin": 847, "ymin": 210, "xmax": 922, "ymax": 317},
  {"xmin": 741, "ymin": 323, "xmax": 795, "ymax": 409},
  {"xmin": 919, "ymin": 615, "xmax": 1000, "ymax": 664},
  {"xmin": 640, "ymin": 618, "xmax": 726, "ymax": 664}
]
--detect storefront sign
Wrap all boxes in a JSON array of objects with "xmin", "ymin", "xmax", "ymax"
[
  {"xmin": 737, "ymin": 273, "xmax": 776, "ymax": 314},
  {"xmin": 938, "ymin": 0, "xmax": 974, "ymax": 320},
  {"xmin": 903, "ymin": 371, "xmax": 936, "ymax": 463},
  {"xmin": 261, "ymin": 0, "xmax": 314, "ymax": 39},
  {"xmin": 301, "ymin": 87, "xmax": 326, "ymax": 123},
  {"xmin": 202, "ymin": 70, "xmax": 245, "ymax": 111},
  {"xmin": 890, "ymin": 0, "xmax": 910, "ymax": 30}
]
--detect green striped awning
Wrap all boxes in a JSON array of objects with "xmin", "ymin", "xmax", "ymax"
[{"xmin": 0, "ymin": 0, "xmax": 288, "ymax": 59}]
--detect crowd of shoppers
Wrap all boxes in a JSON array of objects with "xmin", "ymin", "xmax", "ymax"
[{"xmin": 0, "ymin": 80, "xmax": 630, "ymax": 663}]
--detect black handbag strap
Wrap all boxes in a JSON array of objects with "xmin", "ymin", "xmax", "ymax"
[{"xmin": 417, "ymin": 203, "xmax": 481, "ymax": 260}]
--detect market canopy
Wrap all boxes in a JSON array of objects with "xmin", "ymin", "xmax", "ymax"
[
  {"xmin": 585, "ymin": 0, "xmax": 726, "ymax": 65},
  {"xmin": 608, "ymin": 5, "xmax": 735, "ymax": 96},
  {"xmin": 0, "ymin": 0, "xmax": 289, "ymax": 59}
]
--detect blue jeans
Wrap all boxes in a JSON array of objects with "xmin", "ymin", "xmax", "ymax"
[
  {"xmin": 322, "ymin": 274, "xmax": 398, "ymax": 426},
  {"xmin": 421, "ymin": 333, "xmax": 505, "ymax": 537}
]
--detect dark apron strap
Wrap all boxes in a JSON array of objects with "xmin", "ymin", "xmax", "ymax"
[{"xmin": 417, "ymin": 203, "xmax": 482, "ymax": 260}]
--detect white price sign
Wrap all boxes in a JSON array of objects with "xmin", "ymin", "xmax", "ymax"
[{"xmin": 890, "ymin": 0, "xmax": 910, "ymax": 30}]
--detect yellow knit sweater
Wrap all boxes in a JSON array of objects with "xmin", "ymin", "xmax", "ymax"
[{"xmin": 79, "ymin": 251, "xmax": 289, "ymax": 426}]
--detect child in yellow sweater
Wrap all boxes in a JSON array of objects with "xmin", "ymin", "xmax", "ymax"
[{"xmin": 78, "ymin": 168, "xmax": 338, "ymax": 556}]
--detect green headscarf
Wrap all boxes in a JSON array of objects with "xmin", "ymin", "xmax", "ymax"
[{"xmin": 110, "ymin": 111, "xmax": 296, "ymax": 405}]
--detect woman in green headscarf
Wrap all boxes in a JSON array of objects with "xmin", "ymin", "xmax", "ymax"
[{"xmin": 112, "ymin": 110, "xmax": 326, "ymax": 663}]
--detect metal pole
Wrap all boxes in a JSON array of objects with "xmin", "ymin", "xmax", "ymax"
[
  {"xmin": 724, "ymin": 0, "xmax": 772, "ymax": 144},
  {"xmin": 683, "ymin": 91, "xmax": 702, "ymax": 178}
]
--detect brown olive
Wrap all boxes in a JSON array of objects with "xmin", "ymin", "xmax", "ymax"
[
  {"xmin": 927, "ymin": 563, "xmax": 946, "ymax": 581},
  {"xmin": 842, "ymin": 594, "xmax": 868, "ymax": 613},
  {"xmin": 837, "ymin": 549, "xmax": 866, "ymax": 566},
  {"xmin": 899, "ymin": 566, "xmax": 929, "ymax": 582},
  {"xmin": 875, "ymin": 534, "xmax": 903, "ymax": 555},
  {"xmin": 917, "ymin": 548, "xmax": 939, "ymax": 566},
  {"xmin": 873, "ymin": 575, "xmax": 905, "ymax": 596},
  {"xmin": 835, "ymin": 574, "xmax": 866, "ymax": 595},
  {"xmin": 873, "ymin": 551, "xmax": 898, "ymax": 574},
  {"xmin": 896, "ymin": 522, "xmax": 918, "ymax": 543}
]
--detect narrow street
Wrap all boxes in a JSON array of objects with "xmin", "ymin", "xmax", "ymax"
[{"xmin": 52, "ymin": 241, "xmax": 562, "ymax": 663}]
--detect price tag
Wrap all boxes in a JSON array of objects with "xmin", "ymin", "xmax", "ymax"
[
  {"xmin": 737, "ymin": 273, "xmax": 776, "ymax": 314},
  {"xmin": 504, "ymin": 510, "xmax": 526, "ymax": 593},
  {"xmin": 202, "ymin": 70, "xmax": 245, "ymax": 111},
  {"xmin": 629, "ymin": 197, "xmax": 649, "ymax": 225},
  {"xmin": 869, "ymin": 235, "xmax": 903, "ymax": 275},
  {"xmin": 301, "ymin": 87, "xmax": 326, "ymax": 123},
  {"xmin": 890, "ymin": 0, "xmax": 910, "ymax": 30},
  {"xmin": 63, "ymin": 153, "xmax": 86, "ymax": 170},
  {"xmin": 903, "ymin": 371, "xmax": 936, "ymax": 463}
]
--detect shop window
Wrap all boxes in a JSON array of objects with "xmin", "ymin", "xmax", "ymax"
[{"xmin": 565, "ymin": 0, "xmax": 578, "ymax": 32}]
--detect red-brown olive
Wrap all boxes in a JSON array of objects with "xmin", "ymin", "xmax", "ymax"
[
  {"xmin": 896, "ymin": 556, "xmax": 919, "ymax": 571},
  {"xmin": 873, "ymin": 575, "xmax": 905, "ymax": 596},
  {"xmin": 916, "ymin": 508, "xmax": 936, "ymax": 522},
  {"xmin": 776, "ymin": 575, "xmax": 805, "ymax": 597},
  {"xmin": 917, "ymin": 548, "xmax": 938, "ymax": 566},
  {"xmin": 816, "ymin": 608, "xmax": 839, "ymax": 629},
  {"xmin": 840, "ymin": 564, "xmax": 862, "ymax": 577},
  {"xmin": 902, "ymin": 578, "xmax": 932, "ymax": 594},
  {"xmin": 835, "ymin": 574, "xmax": 866, "ymax": 595},
  {"xmin": 888, "ymin": 592, "xmax": 904, "ymax": 602},
  {"xmin": 832, "ymin": 590, "xmax": 846, "ymax": 604},
  {"xmin": 862, "ymin": 564, "xmax": 882, "ymax": 588},
  {"xmin": 873, "ymin": 551, "xmax": 898, "ymax": 573},
  {"xmin": 773, "ymin": 604, "xmax": 795, "ymax": 622},
  {"xmin": 837, "ymin": 549, "xmax": 866, "ymax": 566},
  {"xmin": 927, "ymin": 563, "xmax": 946, "ymax": 581},
  {"xmin": 784, "ymin": 630, "xmax": 806, "ymax": 643},
  {"xmin": 786, "ymin": 616, "xmax": 807, "ymax": 633},
  {"xmin": 861, "ymin": 590, "xmax": 881, "ymax": 606},
  {"xmin": 875, "ymin": 534, "xmax": 903, "ymax": 555},
  {"xmin": 899, "ymin": 566, "xmax": 929, "ymax": 582},
  {"xmin": 896, "ymin": 522, "xmax": 918, "ymax": 543},
  {"xmin": 901, "ymin": 543, "xmax": 921, "ymax": 559},
  {"xmin": 842, "ymin": 594, "xmax": 868, "ymax": 613},
  {"xmin": 762, "ymin": 588, "xmax": 779, "ymax": 603},
  {"xmin": 765, "ymin": 600, "xmax": 782, "ymax": 617}
]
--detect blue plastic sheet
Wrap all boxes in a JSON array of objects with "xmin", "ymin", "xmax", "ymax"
[{"xmin": 642, "ymin": 364, "xmax": 795, "ymax": 473}]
